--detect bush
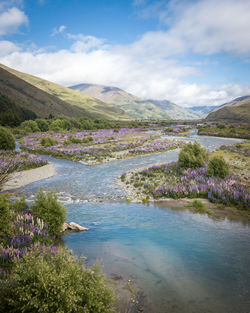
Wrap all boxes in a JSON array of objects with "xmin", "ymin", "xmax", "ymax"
[
  {"xmin": 35, "ymin": 118, "xmax": 49, "ymax": 132},
  {"xmin": 20, "ymin": 120, "xmax": 40, "ymax": 133},
  {"xmin": 0, "ymin": 127, "xmax": 16, "ymax": 150},
  {"xmin": 1, "ymin": 246, "xmax": 114, "ymax": 313},
  {"xmin": 40, "ymin": 136, "xmax": 58, "ymax": 147},
  {"xmin": 68, "ymin": 135, "xmax": 82, "ymax": 144},
  {"xmin": 0, "ymin": 194, "xmax": 12, "ymax": 236},
  {"xmin": 49, "ymin": 119, "xmax": 71, "ymax": 132},
  {"xmin": 207, "ymin": 156, "xmax": 229, "ymax": 178},
  {"xmin": 192, "ymin": 200, "xmax": 204, "ymax": 209},
  {"xmin": 30, "ymin": 189, "xmax": 66, "ymax": 236},
  {"xmin": 178, "ymin": 142, "xmax": 207, "ymax": 169}
]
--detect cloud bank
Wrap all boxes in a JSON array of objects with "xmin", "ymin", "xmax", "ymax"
[{"xmin": 0, "ymin": 0, "xmax": 250, "ymax": 107}]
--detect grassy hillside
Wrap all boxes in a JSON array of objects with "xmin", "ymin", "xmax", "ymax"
[
  {"xmin": 0, "ymin": 64, "xmax": 132, "ymax": 121},
  {"xmin": 70, "ymin": 83, "xmax": 171, "ymax": 120},
  {"xmin": 206, "ymin": 96, "xmax": 250, "ymax": 122},
  {"xmin": 0, "ymin": 92, "xmax": 37, "ymax": 126},
  {"xmin": 0, "ymin": 67, "xmax": 93, "ymax": 119}
]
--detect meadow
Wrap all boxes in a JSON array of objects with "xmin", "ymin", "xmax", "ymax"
[
  {"xmin": 120, "ymin": 142, "xmax": 250, "ymax": 211},
  {"xmin": 20, "ymin": 128, "xmax": 184, "ymax": 164}
]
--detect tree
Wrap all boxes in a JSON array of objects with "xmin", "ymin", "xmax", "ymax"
[
  {"xmin": 35, "ymin": 119, "xmax": 49, "ymax": 132},
  {"xmin": 207, "ymin": 156, "xmax": 229, "ymax": 178},
  {"xmin": 30, "ymin": 189, "xmax": 66, "ymax": 236},
  {"xmin": 20, "ymin": 120, "xmax": 39, "ymax": 133},
  {"xmin": 178, "ymin": 142, "xmax": 207, "ymax": 169},
  {"xmin": 0, "ymin": 127, "xmax": 16, "ymax": 150}
]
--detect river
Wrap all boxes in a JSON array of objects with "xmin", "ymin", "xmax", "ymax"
[{"xmin": 16, "ymin": 132, "xmax": 250, "ymax": 313}]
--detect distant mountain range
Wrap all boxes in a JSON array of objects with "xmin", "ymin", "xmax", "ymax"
[
  {"xmin": 70, "ymin": 83, "xmax": 172, "ymax": 120},
  {"xmin": 189, "ymin": 105, "xmax": 220, "ymax": 116},
  {"xmin": 70, "ymin": 83, "xmax": 201, "ymax": 120},
  {"xmin": 0, "ymin": 64, "xmax": 131, "ymax": 121},
  {"xmin": 147, "ymin": 99, "xmax": 199, "ymax": 120},
  {"xmin": 206, "ymin": 96, "xmax": 250, "ymax": 122},
  {"xmin": 0, "ymin": 64, "xmax": 249, "ymax": 123}
]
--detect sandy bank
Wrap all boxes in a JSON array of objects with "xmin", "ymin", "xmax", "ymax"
[{"xmin": 2, "ymin": 164, "xmax": 56, "ymax": 191}]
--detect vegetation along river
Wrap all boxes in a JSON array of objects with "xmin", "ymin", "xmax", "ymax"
[{"xmin": 16, "ymin": 132, "xmax": 250, "ymax": 313}]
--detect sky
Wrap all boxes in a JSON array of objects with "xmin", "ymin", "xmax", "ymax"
[{"xmin": 0, "ymin": 0, "xmax": 250, "ymax": 107}]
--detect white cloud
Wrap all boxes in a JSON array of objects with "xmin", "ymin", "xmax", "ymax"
[
  {"xmin": 0, "ymin": 7, "xmax": 28, "ymax": 36},
  {"xmin": 0, "ymin": 40, "xmax": 20, "ymax": 56},
  {"xmin": 51, "ymin": 25, "xmax": 67, "ymax": 37},
  {"xmin": 1, "ymin": 44, "xmax": 249, "ymax": 107},
  {"xmin": 67, "ymin": 33, "xmax": 106, "ymax": 52},
  {"xmin": 0, "ymin": 0, "xmax": 249, "ymax": 107},
  {"xmin": 134, "ymin": 0, "xmax": 250, "ymax": 56}
]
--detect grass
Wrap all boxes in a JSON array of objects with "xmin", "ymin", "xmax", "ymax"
[{"xmin": 186, "ymin": 200, "xmax": 214, "ymax": 215}]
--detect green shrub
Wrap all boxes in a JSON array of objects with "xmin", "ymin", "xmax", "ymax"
[
  {"xmin": 35, "ymin": 118, "xmax": 49, "ymax": 132},
  {"xmin": 49, "ymin": 119, "xmax": 71, "ymax": 132},
  {"xmin": 178, "ymin": 142, "xmax": 207, "ymax": 169},
  {"xmin": 207, "ymin": 156, "xmax": 229, "ymax": 178},
  {"xmin": 40, "ymin": 136, "xmax": 58, "ymax": 147},
  {"xmin": 12, "ymin": 195, "xmax": 27, "ymax": 212},
  {"xmin": 0, "ymin": 194, "xmax": 12, "ymax": 236},
  {"xmin": 192, "ymin": 200, "xmax": 204, "ymax": 209},
  {"xmin": 217, "ymin": 123, "xmax": 226, "ymax": 129},
  {"xmin": 68, "ymin": 135, "xmax": 82, "ymax": 144},
  {"xmin": 1, "ymin": 246, "xmax": 114, "ymax": 313},
  {"xmin": 0, "ymin": 127, "xmax": 16, "ymax": 150},
  {"xmin": 30, "ymin": 189, "xmax": 66, "ymax": 236},
  {"xmin": 20, "ymin": 120, "xmax": 40, "ymax": 133}
]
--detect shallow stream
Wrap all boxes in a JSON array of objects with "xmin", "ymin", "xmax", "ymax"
[{"xmin": 16, "ymin": 132, "xmax": 250, "ymax": 313}]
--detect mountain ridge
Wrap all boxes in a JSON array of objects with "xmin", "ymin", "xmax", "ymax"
[
  {"xmin": 70, "ymin": 83, "xmax": 200, "ymax": 120},
  {"xmin": 0, "ymin": 64, "xmax": 132, "ymax": 121},
  {"xmin": 206, "ymin": 96, "xmax": 250, "ymax": 122}
]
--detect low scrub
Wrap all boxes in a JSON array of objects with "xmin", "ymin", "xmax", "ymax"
[
  {"xmin": 0, "ymin": 127, "xmax": 15, "ymax": 150},
  {"xmin": 1, "ymin": 246, "xmax": 114, "ymax": 313},
  {"xmin": 30, "ymin": 189, "xmax": 66, "ymax": 236},
  {"xmin": 207, "ymin": 156, "xmax": 229, "ymax": 178},
  {"xmin": 178, "ymin": 142, "xmax": 208, "ymax": 169}
]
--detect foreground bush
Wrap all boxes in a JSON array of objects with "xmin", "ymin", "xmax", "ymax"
[
  {"xmin": 0, "ymin": 246, "xmax": 114, "ymax": 313},
  {"xmin": 178, "ymin": 142, "xmax": 207, "ymax": 169},
  {"xmin": 0, "ymin": 194, "xmax": 12, "ymax": 236},
  {"xmin": 207, "ymin": 156, "xmax": 229, "ymax": 178},
  {"xmin": 30, "ymin": 189, "xmax": 66, "ymax": 236},
  {"xmin": 0, "ymin": 127, "xmax": 15, "ymax": 150}
]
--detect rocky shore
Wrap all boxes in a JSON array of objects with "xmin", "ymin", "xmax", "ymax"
[{"xmin": 2, "ymin": 163, "xmax": 56, "ymax": 191}]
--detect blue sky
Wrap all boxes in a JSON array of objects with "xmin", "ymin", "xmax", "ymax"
[{"xmin": 0, "ymin": 0, "xmax": 250, "ymax": 107}]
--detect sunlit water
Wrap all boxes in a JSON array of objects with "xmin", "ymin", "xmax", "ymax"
[{"xmin": 16, "ymin": 133, "xmax": 250, "ymax": 313}]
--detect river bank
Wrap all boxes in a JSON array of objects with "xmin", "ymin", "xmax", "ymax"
[{"xmin": 2, "ymin": 163, "xmax": 56, "ymax": 191}]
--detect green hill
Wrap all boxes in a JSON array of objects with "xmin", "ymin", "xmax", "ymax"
[
  {"xmin": 206, "ymin": 96, "xmax": 250, "ymax": 122},
  {"xmin": 70, "ymin": 83, "xmax": 171, "ymax": 120},
  {"xmin": 0, "ymin": 92, "xmax": 37, "ymax": 126},
  {"xmin": 0, "ymin": 64, "xmax": 132, "ymax": 121}
]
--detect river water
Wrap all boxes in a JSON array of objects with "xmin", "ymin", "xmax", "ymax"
[{"xmin": 17, "ymin": 132, "xmax": 250, "ymax": 313}]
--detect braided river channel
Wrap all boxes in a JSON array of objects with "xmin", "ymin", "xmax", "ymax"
[{"xmin": 17, "ymin": 132, "xmax": 250, "ymax": 313}]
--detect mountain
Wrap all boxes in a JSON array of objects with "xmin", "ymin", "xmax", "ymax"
[
  {"xmin": 70, "ymin": 83, "xmax": 171, "ymax": 120},
  {"xmin": 0, "ymin": 64, "xmax": 132, "ymax": 121},
  {"xmin": 189, "ymin": 105, "xmax": 220, "ymax": 116},
  {"xmin": 0, "ymin": 66, "xmax": 92, "ymax": 119},
  {"xmin": 206, "ymin": 96, "xmax": 250, "ymax": 122},
  {"xmin": 146, "ymin": 99, "xmax": 199, "ymax": 120}
]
